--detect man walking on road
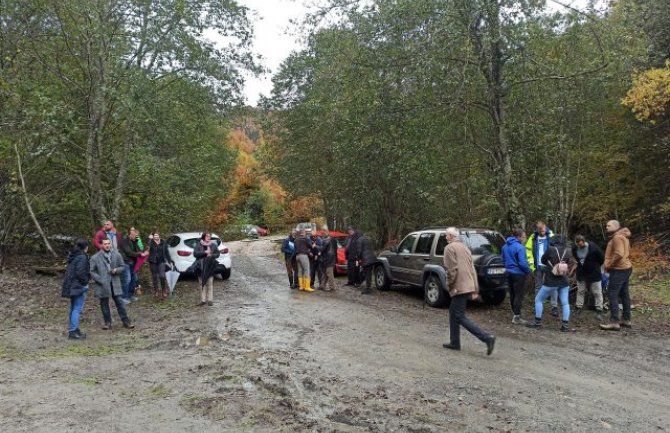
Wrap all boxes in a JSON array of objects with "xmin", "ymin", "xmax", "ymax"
[
  {"xmin": 502, "ymin": 228, "xmax": 532, "ymax": 324},
  {"xmin": 442, "ymin": 227, "xmax": 495, "ymax": 356},
  {"xmin": 572, "ymin": 234, "xmax": 605, "ymax": 320},
  {"xmin": 526, "ymin": 221, "xmax": 559, "ymax": 316},
  {"xmin": 600, "ymin": 220, "xmax": 633, "ymax": 331}
]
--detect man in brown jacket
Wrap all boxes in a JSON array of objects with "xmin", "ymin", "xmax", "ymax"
[
  {"xmin": 600, "ymin": 220, "xmax": 633, "ymax": 331},
  {"xmin": 442, "ymin": 227, "xmax": 496, "ymax": 355}
]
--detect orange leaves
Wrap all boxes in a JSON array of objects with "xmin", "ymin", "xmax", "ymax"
[{"xmin": 621, "ymin": 60, "xmax": 670, "ymax": 123}]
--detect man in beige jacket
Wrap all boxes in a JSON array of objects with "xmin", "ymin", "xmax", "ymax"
[
  {"xmin": 600, "ymin": 220, "xmax": 633, "ymax": 331},
  {"xmin": 442, "ymin": 227, "xmax": 496, "ymax": 355}
]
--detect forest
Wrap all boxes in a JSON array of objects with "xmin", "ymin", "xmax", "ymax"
[{"xmin": 1, "ymin": 0, "xmax": 669, "ymax": 260}]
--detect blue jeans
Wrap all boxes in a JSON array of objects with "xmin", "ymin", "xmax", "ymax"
[
  {"xmin": 122, "ymin": 263, "xmax": 137, "ymax": 300},
  {"xmin": 535, "ymin": 285, "xmax": 570, "ymax": 321},
  {"xmin": 69, "ymin": 287, "xmax": 88, "ymax": 331}
]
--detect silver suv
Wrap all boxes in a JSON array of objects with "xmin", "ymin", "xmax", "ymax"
[{"xmin": 375, "ymin": 228, "xmax": 508, "ymax": 308}]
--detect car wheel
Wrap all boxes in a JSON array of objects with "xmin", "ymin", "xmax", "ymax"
[
  {"xmin": 374, "ymin": 265, "xmax": 390, "ymax": 291},
  {"xmin": 481, "ymin": 290, "xmax": 506, "ymax": 306},
  {"xmin": 424, "ymin": 274, "xmax": 449, "ymax": 308},
  {"xmin": 221, "ymin": 268, "xmax": 231, "ymax": 280}
]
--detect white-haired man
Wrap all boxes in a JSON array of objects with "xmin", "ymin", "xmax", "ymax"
[{"xmin": 442, "ymin": 227, "xmax": 495, "ymax": 355}]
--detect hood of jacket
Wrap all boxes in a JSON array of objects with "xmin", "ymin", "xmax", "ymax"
[
  {"xmin": 549, "ymin": 235, "xmax": 565, "ymax": 247},
  {"xmin": 67, "ymin": 248, "xmax": 85, "ymax": 263},
  {"xmin": 505, "ymin": 236, "xmax": 521, "ymax": 246},
  {"xmin": 610, "ymin": 227, "xmax": 631, "ymax": 239}
]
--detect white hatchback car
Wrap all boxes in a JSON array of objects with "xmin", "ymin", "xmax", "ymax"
[{"xmin": 165, "ymin": 232, "xmax": 232, "ymax": 279}]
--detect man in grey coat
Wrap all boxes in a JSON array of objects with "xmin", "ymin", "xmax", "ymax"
[{"xmin": 90, "ymin": 238, "xmax": 134, "ymax": 329}]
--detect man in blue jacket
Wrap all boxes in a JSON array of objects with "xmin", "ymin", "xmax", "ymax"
[
  {"xmin": 281, "ymin": 229, "xmax": 298, "ymax": 289},
  {"xmin": 502, "ymin": 228, "xmax": 532, "ymax": 324}
]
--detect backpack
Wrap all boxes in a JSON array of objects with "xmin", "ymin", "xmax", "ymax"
[{"xmin": 549, "ymin": 247, "xmax": 569, "ymax": 276}]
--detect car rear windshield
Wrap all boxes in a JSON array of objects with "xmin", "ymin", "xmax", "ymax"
[
  {"xmin": 184, "ymin": 237, "xmax": 221, "ymax": 249},
  {"xmin": 435, "ymin": 232, "xmax": 503, "ymax": 255}
]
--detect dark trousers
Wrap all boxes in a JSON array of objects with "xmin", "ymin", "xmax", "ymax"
[
  {"xmin": 100, "ymin": 295, "xmax": 129, "ymax": 325},
  {"xmin": 508, "ymin": 273, "xmax": 527, "ymax": 316},
  {"xmin": 150, "ymin": 262, "xmax": 167, "ymax": 292},
  {"xmin": 608, "ymin": 268, "xmax": 632, "ymax": 323},
  {"xmin": 448, "ymin": 293, "xmax": 491, "ymax": 348},
  {"xmin": 346, "ymin": 259, "xmax": 359, "ymax": 285},
  {"xmin": 361, "ymin": 264, "xmax": 374, "ymax": 289},
  {"xmin": 284, "ymin": 256, "xmax": 298, "ymax": 288}
]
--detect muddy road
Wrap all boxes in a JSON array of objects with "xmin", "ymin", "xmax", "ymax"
[{"xmin": 1, "ymin": 239, "xmax": 669, "ymax": 432}]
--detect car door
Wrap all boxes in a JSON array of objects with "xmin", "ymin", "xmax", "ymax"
[
  {"xmin": 408, "ymin": 231, "xmax": 436, "ymax": 285},
  {"xmin": 387, "ymin": 233, "xmax": 419, "ymax": 284}
]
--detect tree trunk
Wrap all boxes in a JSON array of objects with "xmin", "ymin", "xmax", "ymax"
[
  {"xmin": 112, "ymin": 120, "xmax": 134, "ymax": 221},
  {"xmin": 13, "ymin": 142, "xmax": 57, "ymax": 258}
]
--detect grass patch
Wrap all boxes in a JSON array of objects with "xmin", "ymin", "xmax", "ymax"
[
  {"xmin": 11, "ymin": 336, "xmax": 149, "ymax": 361},
  {"xmin": 180, "ymin": 394, "xmax": 226, "ymax": 421},
  {"xmin": 149, "ymin": 384, "xmax": 171, "ymax": 398},
  {"xmin": 633, "ymin": 276, "xmax": 670, "ymax": 306},
  {"xmin": 73, "ymin": 375, "xmax": 100, "ymax": 386}
]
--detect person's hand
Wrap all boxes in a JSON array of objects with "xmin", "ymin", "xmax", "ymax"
[
  {"xmin": 471, "ymin": 292, "xmax": 480, "ymax": 301},
  {"xmin": 142, "ymin": 251, "xmax": 149, "ymax": 257}
]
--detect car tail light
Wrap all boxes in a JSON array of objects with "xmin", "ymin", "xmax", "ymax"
[
  {"xmin": 177, "ymin": 250, "xmax": 192, "ymax": 257},
  {"xmin": 220, "ymin": 247, "xmax": 229, "ymax": 254}
]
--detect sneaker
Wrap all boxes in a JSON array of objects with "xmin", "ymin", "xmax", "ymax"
[
  {"xmin": 102, "ymin": 322, "xmax": 111, "ymax": 330},
  {"xmin": 442, "ymin": 342, "xmax": 460, "ymax": 351},
  {"xmin": 560, "ymin": 322, "xmax": 570, "ymax": 332},
  {"xmin": 551, "ymin": 306, "xmax": 559, "ymax": 317},
  {"xmin": 526, "ymin": 319, "xmax": 542, "ymax": 329},
  {"xmin": 620, "ymin": 320, "xmax": 632, "ymax": 328},
  {"xmin": 122, "ymin": 321, "xmax": 135, "ymax": 329},
  {"xmin": 121, "ymin": 298, "xmax": 131, "ymax": 305},
  {"xmin": 600, "ymin": 322, "xmax": 620, "ymax": 331},
  {"xmin": 512, "ymin": 315, "xmax": 528, "ymax": 325}
]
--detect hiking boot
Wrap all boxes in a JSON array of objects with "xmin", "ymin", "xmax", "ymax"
[
  {"xmin": 560, "ymin": 321, "xmax": 570, "ymax": 333},
  {"xmin": 512, "ymin": 315, "xmax": 528, "ymax": 325},
  {"xmin": 620, "ymin": 320, "xmax": 632, "ymax": 328},
  {"xmin": 486, "ymin": 336, "xmax": 496, "ymax": 356},
  {"xmin": 550, "ymin": 306, "xmax": 559, "ymax": 317},
  {"xmin": 526, "ymin": 318, "xmax": 542, "ymax": 329},
  {"xmin": 122, "ymin": 321, "xmax": 135, "ymax": 329},
  {"xmin": 600, "ymin": 322, "xmax": 620, "ymax": 331},
  {"xmin": 442, "ymin": 342, "xmax": 460, "ymax": 351},
  {"xmin": 68, "ymin": 331, "xmax": 84, "ymax": 340},
  {"xmin": 102, "ymin": 322, "xmax": 112, "ymax": 330}
]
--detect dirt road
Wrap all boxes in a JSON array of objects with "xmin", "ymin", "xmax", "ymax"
[{"xmin": 1, "ymin": 239, "xmax": 669, "ymax": 432}]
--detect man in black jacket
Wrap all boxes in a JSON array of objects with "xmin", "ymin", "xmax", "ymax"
[
  {"xmin": 120, "ymin": 228, "xmax": 147, "ymax": 304},
  {"xmin": 357, "ymin": 233, "xmax": 377, "ymax": 295},
  {"xmin": 345, "ymin": 227, "xmax": 361, "ymax": 286},
  {"xmin": 572, "ymin": 235, "xmax": 605, "ymax": 320},
  {"xmin": 62, "ymin": 239, "xmax": 90, "ymax": 340}
]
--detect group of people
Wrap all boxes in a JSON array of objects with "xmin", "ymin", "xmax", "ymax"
[
  {"xmin": 281, "ymin": 226, "xmax": 377, "ymax": 295},
  {"xmin": 501, "ymin": 219, "xmax": 633, "ymax": 332},
  {"xmin": 61, "ymin": 220, "xmax": 185, "ymax": 340}
]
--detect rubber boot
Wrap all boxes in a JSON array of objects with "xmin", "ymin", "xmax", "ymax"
[{"xmin": 302, "ymin": 277, "xmax": 314, "ymax": 292}]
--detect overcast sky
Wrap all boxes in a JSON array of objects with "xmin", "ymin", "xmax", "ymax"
[{"xmin": 237, "ymin": 0, "xmax": 311, "ymax": 106}]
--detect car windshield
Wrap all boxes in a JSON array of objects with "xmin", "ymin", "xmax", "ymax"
[
  {"xmin": 184, "ymin": 237, "xmax": 221, "ymax": 249},
  {"xmin": 459, "ymin": 232, "xmax": 502, "ymax": 255}
]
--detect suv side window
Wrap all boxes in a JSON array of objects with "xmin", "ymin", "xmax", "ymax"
[
  {"xmin": 415, "ymin": 232, "xmax": 435, "ymax": 255},
  {"xmin": 435, "ymin": 232, "xmax": 448, "ymax": 256},
  {"xmin": 398, "ymin": 233, "xmax": 418, "ymax": 253}
]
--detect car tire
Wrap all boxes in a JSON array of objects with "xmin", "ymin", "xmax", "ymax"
[
  {"xmin": 481, "ymin": 290, "xmax": 506, "ymax": 306},
  {"xmin": 374, "ymin": 265, "xmax": 391, "ymax": 291},
  {"xmin": 424, "ymin": 274, "xmax": 450, "ymax": 308}
]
